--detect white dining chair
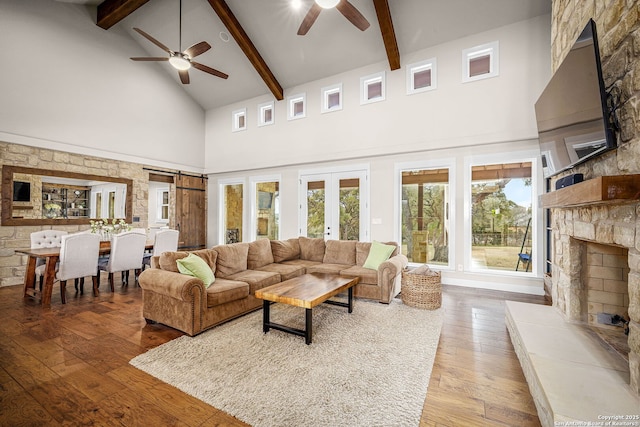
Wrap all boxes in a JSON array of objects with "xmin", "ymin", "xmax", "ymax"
[
  {"xmin": 31, "ymin": 230, "xmax": 68, "ymax": 290},
  {"xmin": 142, "ymin": 229, "xmax": 179, "ymax": 270},
  {"xmin": 35, "ymin": 233, "xmax": 101, "ymax": 304},
  {"xmin": 97, "ymin": 231, "xmax": 147, "ymax": 291}
]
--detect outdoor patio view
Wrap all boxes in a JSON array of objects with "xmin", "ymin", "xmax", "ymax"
[
  {"xmin": 400, "ymin": 162, "xmax": 533, "ymax": 272},
  {"xmin": 471, "ymin": 162, "xmax": 532, "ymax": 272},
  {"xmin": 401, "ymin": 168, "xmax": 450, "ymax": 266}
]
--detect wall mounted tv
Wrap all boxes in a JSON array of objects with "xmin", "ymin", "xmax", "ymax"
[
  {"xmin": 13, "ymin": 181, "xmax": 31, "ymax": 202},
  {"xmin": 534, "ymin": 19, "xmax": 617, "ymax": 179}
]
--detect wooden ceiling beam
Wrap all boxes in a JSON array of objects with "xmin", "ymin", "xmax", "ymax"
[
  {"xmin": 97, "ymin": 0, "xmax": 150, "ymax": 30},
  {"xmin": 373, "ymin": 0, "xmax": 400, "ymax": 70},
  {"xmin": 206, "ymin": 0, "xmax": 284, "ymax": 101}
]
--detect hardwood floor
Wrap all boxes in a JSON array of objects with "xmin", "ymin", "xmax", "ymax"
[{"xmin": 0, "ymin": 279, "xmax": 548, "ymax": 426}]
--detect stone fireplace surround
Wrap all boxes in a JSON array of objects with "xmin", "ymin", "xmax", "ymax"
[
  {"xmin": 551, "ymin": 197, "xmax": 639, "ymax": 395},
  {"xmin": 506, "ymin": 177, "xmax": 640, "ymax": 426}
]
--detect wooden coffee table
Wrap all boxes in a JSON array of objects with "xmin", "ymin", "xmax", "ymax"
[{"xmin": 254, "ymin": 272, "xmax": 360, "ymax": 345}]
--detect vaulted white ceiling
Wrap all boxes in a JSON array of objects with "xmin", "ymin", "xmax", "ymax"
[{"xmin": 86, "ymin": 0, "xmax": 552, "ymax": 110}]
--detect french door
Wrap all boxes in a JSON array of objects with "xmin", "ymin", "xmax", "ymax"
[{"xmin": 299, "ymin": 169, "xmax": 368, "ymax": 241}]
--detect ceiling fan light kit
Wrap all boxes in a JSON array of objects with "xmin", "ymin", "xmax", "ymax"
[
  {"xmin": 129, "ymin": 0, "xmax": 228, "ymax": 84},
  {"xmin": 298, "ymin": 0, "xmax": 370, "ymax": 35},
  {"xmin": 169, "ymin": 54, "xmax": 191, "ymax": 71},
  {"xmin": 315, "ymin": 0, "xmax": 340, "ymax": 8}
]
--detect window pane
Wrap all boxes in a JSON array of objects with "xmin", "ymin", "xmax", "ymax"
[
  {"xmin": 469, "ymin": 54, "xmax": 491, "ymax": 77},
  {"xmin": 306, "ymin": 181, "xmax": 325, "ymax": 238},
  {"xmin": 367, "ymin": 81, "xmax": 382, "ymax": 100},
  {"xmin": 95, "ymin": 193, "xmax": 102, "ymax": 218},
  {"xmin": 327, "ymin": 92, "xmax": 340, "ymax": 109},
  {"xmin": 108, "ymin": 191, "xmax": 115, "ymax": 218},
  {"xmin": 293, "ymin": 101, "xmax": 304, "ymax": 116},
  {"xmin": 471, "ymin": 162, "xmax": 532, "ymax": 272},
  {"xmin": 263, "ymin": 108, "xmax": 272, "ymax": 123},
  {"xmin": 401, "ymin": 169, "xmax": 449, "ymax": 266},
  {"xmin": 339, "ymin": 178, "xmax": 359, "ymax": 241},
  {"xmin": 256, "ymin": 182, "xmax": 279, "ymax": 240},
  {"xmin": 413, "ymin": 68, "xmax": 432, "ymax": 89},
  {"xmin": 224, "ymin": 184, "xmax": 243, "ymax": 243}
]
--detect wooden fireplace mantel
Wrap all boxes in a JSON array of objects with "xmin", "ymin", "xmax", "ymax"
[{"xmin": 540, "ymin": 175, "xmax": 640, "ymax": 208}]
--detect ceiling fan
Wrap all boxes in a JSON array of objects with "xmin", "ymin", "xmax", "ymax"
[
  {"xmin": 130, "ymin": 0, "xmax": 228, "ymax": 84},
  {"xmin": 297, "ymin": 0, "xmax": 370, "ymax": 36}
]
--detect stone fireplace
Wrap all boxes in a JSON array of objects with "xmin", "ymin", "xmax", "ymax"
[
  {"xmin": 551, "ymin": 200, "xmax": 639, "ymax": 395},
  {"xmin": 546, "ymin": 0, "xmax": 640, "ymax": 400}
]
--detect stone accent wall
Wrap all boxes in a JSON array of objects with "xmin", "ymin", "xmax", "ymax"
[
  {"xmin": 551, "ymin": 0, "xmax": 640, "ymax": 395},
  {"xmin": 0, "ymin": 141, "xmax": 150, "ymax": 287}
]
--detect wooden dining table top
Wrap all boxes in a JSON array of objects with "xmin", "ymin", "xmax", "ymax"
[{"xmin": 15, "ymin": 241, "xmax": 154, "ymax": 257}]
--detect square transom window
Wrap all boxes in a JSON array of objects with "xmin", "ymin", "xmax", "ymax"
[
  {"xmin": 287, "ymin": 93, "xmax": 306, "ymax": 120},
  {"xmin": 407, "ymin": 58, "xmax": 437, "ymax": 94},
  {"xmin": 232, "ymin": 108, "xmax": 247, "ymax": 132},
  {"xmin": 321, "ymin": 83, "xmax": 343, "ymax": 113},
  {"xmin": 462, "ymin": 41, "xmax": 499, "ymax": 83},
  {"xmin": 360, "ymin": 71, "xmax": 385, "ymax": 105},
  {"xmin": 257, "ymin": 101, "xmax": 274, "ymax": 127}
]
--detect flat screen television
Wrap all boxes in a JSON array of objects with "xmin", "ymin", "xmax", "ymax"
[
  {"xmin": 13, "ymin": 181, "xmax": 31, "ymax": 202},
  {"xmin": 534, "ymin": 19, "xmax": 617, "ymax": 178}
]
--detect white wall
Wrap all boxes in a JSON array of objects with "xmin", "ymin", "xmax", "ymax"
[
  {"xmin": 204, "ymin": 15, "xmax": 551, "ymax": 173},
  {"xmin": 205, "ymin": 14, "xmax": 551, "ymax": 295},
  {"xmin": 0, "ymin": 0, "xmax": 206, "ymax": 172}
]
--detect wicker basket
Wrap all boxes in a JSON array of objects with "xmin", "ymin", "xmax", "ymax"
[{"xmin": 401, "ymin": 269, "xmax": 442, "ymax": 309}]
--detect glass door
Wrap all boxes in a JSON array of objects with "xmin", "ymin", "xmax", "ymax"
[{"xmin": 300, "ymin": 170, "xmax": 368, "ymax": 241}]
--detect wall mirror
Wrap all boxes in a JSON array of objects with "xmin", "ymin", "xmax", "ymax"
[{"xmin": 1, "ymin": 165, "xmax": 133, "ymax": 226}]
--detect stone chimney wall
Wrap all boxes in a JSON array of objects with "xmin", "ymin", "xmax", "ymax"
[{"xmin": 550, "ymin": 0, "xmax": 640, "ymax": 394}]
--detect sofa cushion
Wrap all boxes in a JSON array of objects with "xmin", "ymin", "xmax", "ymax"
[
  {"xmin": 257, "ymin": 263, "xmax": 306, "ymax": 281},
  {"xmin": 306, "ymin": 263, "xmax": 352, "ymax": 275},
  {"xmin": 323, "ymin": 240, "xmax": 357, "ymax": 265},
  {"xmin": 206, "ymin": 279, "xmax": 249, "ymax": 307},
  {"xmin": 340, "ymin": 265, "xmax": 378, "ymax": 285},
  {"xmin": 213, "ymin": 242, "xmax": 249, "ymax": 278},
  {"xmin": 299, "ymin": 237, "xmax": 326, "ymax": 262},
  {"xmin": 270, "ymin": 238, "xmax": 300, "ymax": 262},
  {"xmin": 176, "ymin": 253, "xmax": 215, "ymax": 288},
  {"xmin": 159, "ymin": 249, "xmax": 217, "ymax": 273},
  {"xmin": 280, "ymin": 259, "xmax": 322, "ymax": 269},
  {"xmin": 247, "ymin": 238, "xmax": 275, "ymax": 269},
  {"xmin": 226, "ymin": 270, "xmax": 281, "ymax": 294},
  {"xmin": 363, "ymin": 241, "xmax": 397, "ymax": 270},
  {"xmin": 356, "ymin": 241, "xmax": 398, "ymax": 266}
]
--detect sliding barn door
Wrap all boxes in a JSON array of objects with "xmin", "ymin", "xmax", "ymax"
[{"xmin": 175, "ymin": 174, "xmax": 207, "ymax": 250}]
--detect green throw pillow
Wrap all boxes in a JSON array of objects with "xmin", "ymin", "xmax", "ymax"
[
  {"xmin": 176, "ymin": 253, "xmax": 215, "ymax": 288},
  {"xmin": 363, "ymin": 241, "xmax": 396, "ymax": 270}
]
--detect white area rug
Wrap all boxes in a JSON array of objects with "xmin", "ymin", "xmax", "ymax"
[{"xmin": 130, "ymin": 299, "xmax": 443, "ymax": 427}]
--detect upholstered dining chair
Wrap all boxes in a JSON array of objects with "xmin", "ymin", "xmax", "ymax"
[
  {"xmin": 97, "ymin": 230, "xmax": 147, "ymax": 291},
  {"xmin": 35, "ymin": 233, "xmax": 101, "ymax": 304},
  {"xmin": 142, "ymin": 229, "xmax": 179, "ymax": 270},
  {"xmin": 31, "ymin": 230, "xmax": 68, "ymax": 290}
]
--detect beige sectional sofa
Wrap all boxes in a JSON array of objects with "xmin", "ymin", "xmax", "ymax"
[{"xmin": 138, "ymin": 237, "xmax": 408, "ymax": 336}]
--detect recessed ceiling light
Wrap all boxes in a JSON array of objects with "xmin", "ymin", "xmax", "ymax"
[
  {"xmin": 219, "ymin": 31, "xmax": 230, "ymax": 42},
  {"xmin": 291, "ymin": 0, "xmax": 302, "ymax": 9}
]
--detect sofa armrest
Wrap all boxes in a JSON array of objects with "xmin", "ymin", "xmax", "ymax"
[
  {"xmin": 138, "ymin": 268, "xmax": 206, "ymax": 302},
  {"xmin": 377, "ymin": 254, "xmax": 409, "ymax": 303}
]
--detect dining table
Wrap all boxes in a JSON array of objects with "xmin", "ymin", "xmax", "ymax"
[{"xmin": 15, "ymin": 241, "xmax": 153, "ymax": 306}]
